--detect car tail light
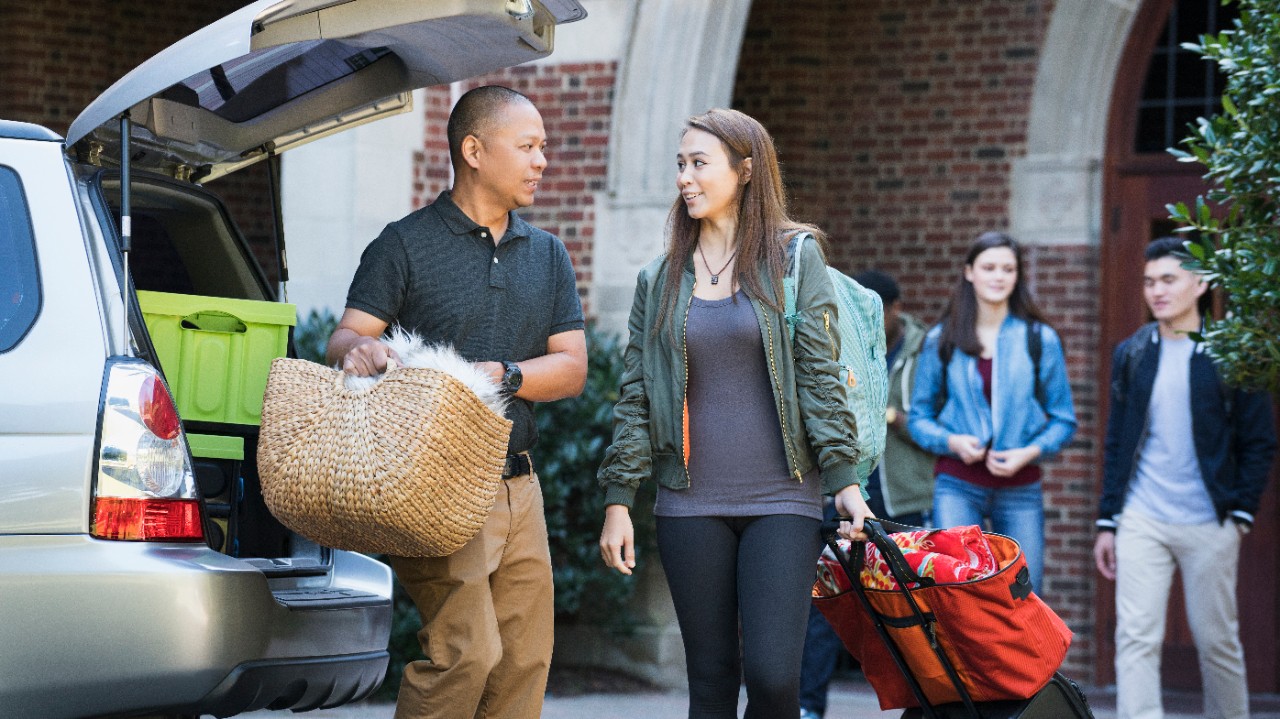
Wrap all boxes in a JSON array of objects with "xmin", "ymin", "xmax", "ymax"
[{"xmin": 92, "ymin": 358, "xmax": 204, "ymax": 541}]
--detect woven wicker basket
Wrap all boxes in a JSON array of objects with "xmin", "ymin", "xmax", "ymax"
[{"xmin": 257, "ymin": 357, "xmax": 512, "ymax": 557}]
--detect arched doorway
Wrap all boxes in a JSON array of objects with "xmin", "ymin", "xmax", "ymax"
[{"xmin": 1100, "ymin": 0, "xmax": 1280, "ymax": 692}]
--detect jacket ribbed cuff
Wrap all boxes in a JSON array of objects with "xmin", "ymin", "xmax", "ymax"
[
  {"xmin": 822, "ymin": 463, "xmax": 859, "ymax": 496},
  {"xmin": 1096, "ymin": 517, "xmax": 1117, "ymax": 533},
  {"xmin": 603, "ymin": 483, "xmax": 637, "ymax": 509}
]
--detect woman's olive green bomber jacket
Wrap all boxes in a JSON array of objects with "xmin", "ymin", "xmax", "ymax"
[{"xmin": 597, "ymin": 240, "xmax": 863, "ymax": 509}]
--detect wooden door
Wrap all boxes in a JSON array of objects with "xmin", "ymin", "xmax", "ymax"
[{"xmin": 1099, "ymin": 0, "xmax": 1280, "ymax": 692}]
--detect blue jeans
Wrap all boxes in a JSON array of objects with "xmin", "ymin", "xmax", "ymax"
[{"xmin": 931, "ymin": 473, "xmax": 1045, "ymax": 593}]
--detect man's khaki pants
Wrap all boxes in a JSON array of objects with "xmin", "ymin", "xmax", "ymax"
[
  {"xmin": 388, "ymin": 469, "xmax": 554, "ymax": 719},
  {"xmin": 1114, "ymin": 510, "xmax": 1248, "ymax": 719}
]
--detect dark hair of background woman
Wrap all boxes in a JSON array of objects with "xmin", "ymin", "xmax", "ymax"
[
  {"xmin": 654, "ymin": 108, "xmax": 823, "ymax": 338},
  {"xmin": 937, "ymin": 231, "xmax": 1051, "ymax": 361}
]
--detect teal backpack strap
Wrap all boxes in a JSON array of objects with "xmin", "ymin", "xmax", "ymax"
[{"xmin": 784, "ymin": 232, "xmax": 809, "ymax": 340}]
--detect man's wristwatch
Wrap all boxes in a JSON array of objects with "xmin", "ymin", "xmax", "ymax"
[{"xmin": 501, "ymin": 360, "xmax": 523, "ymax": 396}]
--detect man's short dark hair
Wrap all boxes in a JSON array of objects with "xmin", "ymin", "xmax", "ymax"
[
  {"xmin": 1144, "ymin": 236, "xmax": 1187, "ymax": 262},
  {"xmin": 1146, "ymin": 235, "xmax": 1212, "ymax": 316},
  {"xmin": 447, "ymin": 86, "xmax": 534, "ymax": 169},
  {"xmin": 852, "ymin": 269, "xmax": 900, "ymax": 306}
]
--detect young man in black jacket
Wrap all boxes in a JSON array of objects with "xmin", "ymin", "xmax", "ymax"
[{"xmin": 1094, "ymin": 237, "xmax": 1276, "ymax": 719}]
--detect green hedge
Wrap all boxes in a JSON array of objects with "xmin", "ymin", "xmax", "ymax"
[{"xmin": 1172, "ymin": 0, "xmax": 1280, "ymax": 392}]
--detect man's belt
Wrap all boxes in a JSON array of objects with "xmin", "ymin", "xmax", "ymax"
[{"xmin": 502, "ymin": 453, "xmax": 532, "ymax": 479}]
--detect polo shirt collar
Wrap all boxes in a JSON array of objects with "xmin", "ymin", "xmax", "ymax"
[{"xmin": 433, "ymin": 190, "xmax": 532, "ymax": 243}]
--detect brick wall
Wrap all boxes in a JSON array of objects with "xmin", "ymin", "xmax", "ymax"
[
  {"xmin": 410, "ymin": 62, "xmax": 618, "ymax": 316},
  {"xmin": 734, "ymin": 0, "xmax": 1102, "ymax": 677},
  {"xmin": 0, "ymin": 0, "xmax": 277, "ymax": 282}
]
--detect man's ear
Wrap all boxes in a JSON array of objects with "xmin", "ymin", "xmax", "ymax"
[
  {"xmin": 461, "ymin": 134, "xmax": 483, "ymax": 171},
  {"xmin": 1194, "ymin": 275, "xmax": 1210, "ymax": 298},
  {"xmin": 740, "ymin": 157, "xmax": 752, "ymax": 185}
]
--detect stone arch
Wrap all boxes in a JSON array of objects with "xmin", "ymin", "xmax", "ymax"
[
  {"xmin": 591, "ymin": 0, "xmax": 755, "ymax": 334},
  {"xmin": 1009, "ymin": 0, "xmax": 1140, "ymax": 247}
]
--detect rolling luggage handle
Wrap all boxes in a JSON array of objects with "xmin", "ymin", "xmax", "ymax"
[{"xmin": 821, "ymin": 518, "xmax": 982, "ymax": 719}]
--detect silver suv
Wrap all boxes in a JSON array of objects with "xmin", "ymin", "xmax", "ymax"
[{"xmin": 0, "ymin": 1, "xmax": 584, "ymax": 717}]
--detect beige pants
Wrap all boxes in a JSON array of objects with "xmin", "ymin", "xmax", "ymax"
[
  {"xmin": 1114, "ymin": 510, "xmax": 1248, "ymax": 719},
  {"xmin": 388, "ymin": 470, "xmax": 554, "ymax": 719}
]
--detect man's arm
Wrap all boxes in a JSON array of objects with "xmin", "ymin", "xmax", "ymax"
[
  {"xmin": 1229, "ymin": 386, "xmax": 1278, "ymax": 527},
  {"xmin": 476, "ymin": 329, "xmax": 587, "ymax": 402},
  {"xmin": 326, "ymin": 308, "xmax": 392, "ymax": 375}
]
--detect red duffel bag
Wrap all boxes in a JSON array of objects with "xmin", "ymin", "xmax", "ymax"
[{"xmin": 813, "ymin": 520, "xmax": 1072, "ymax": 711}]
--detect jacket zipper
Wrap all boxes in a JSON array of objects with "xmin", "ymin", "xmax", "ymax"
[
  {"xmin": 763, "ymin": 310, "xmax": 803, "ymax": 481},
  {"xmin": 822, "ymin": 309, "xmax": 839, "ymax": 363},
  {"xmin": 680, "ymin": 287, "xmax": 694, "ymax": 483}
]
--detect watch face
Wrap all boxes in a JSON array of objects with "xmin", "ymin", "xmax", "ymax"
[{"xmin": 504, "ymin": 362, "xmax": 523, "ymax": 391}]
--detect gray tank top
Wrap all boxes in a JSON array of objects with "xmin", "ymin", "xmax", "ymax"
[{"xmin": 654, "ymin": 290, "xmax": 821, "ymax": 519}]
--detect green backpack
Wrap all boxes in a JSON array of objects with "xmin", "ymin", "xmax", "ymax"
[{"xmin": 783, "ymin": 233, "xmax": 889, "ymax": 482}]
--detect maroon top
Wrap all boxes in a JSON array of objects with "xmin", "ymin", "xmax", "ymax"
[{"xmin": 935, "ymin": 357, "xmax": 1041, "ymax": 488}]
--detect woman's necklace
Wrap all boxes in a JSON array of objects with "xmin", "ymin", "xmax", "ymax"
[{"xmin": 697, "ymin": 242, "xmax": 739, "ymax": 285}]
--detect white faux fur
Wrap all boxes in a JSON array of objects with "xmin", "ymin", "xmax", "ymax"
[{"xmin": 342, "ymin": 327, "xmax": 510, "ymax": 417}]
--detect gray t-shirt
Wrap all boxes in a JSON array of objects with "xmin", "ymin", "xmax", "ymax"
[
  {"xmin": 345, "ymin": 191, "xmax": 585, "ymax": 455},
  {"xmin": 1126, "ymin": 336, "xmax": 1216, "ymax": 524},
  {"xmin": 654, "ymin": 290, "xmax": 821, "ymax": 519}
]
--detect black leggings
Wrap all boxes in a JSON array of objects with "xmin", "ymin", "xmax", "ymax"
[{"xmin": 656, "ymin": 514, "xmax": 823, "ymax": 719}]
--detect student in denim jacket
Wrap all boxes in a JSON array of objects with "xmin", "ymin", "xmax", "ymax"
[{"xmin": 907, "ymin": 232, "xmax": 1076, "ymax": 593}]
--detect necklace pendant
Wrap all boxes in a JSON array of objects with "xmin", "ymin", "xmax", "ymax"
[{"xmin": 710, "ymin": 274, "xmax": 720, "ymax": 285}]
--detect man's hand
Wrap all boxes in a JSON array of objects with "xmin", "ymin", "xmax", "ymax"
[
  {"xmin": 326, "ymin": 308, "xmax": 392, "ymax": 375},
  {"xmin": 834, "ymin": 484, "xmax": 876, "ymax": 541},
  {"xmin": 341, "ymin": 335, "xmax": 400, "ymax": 377},
  {"xmin": 986, "ymin": 445, "xmax": 1041, "ymax": 477},
  {"xmin": 600, "ymin": 504, "xmax": 636, "ymax": 575},
  {"xmin": 1094, "ymin": 531, "xmax": 1117, "ymax": 581},
  {"xmin": 947, "ymin": 434, "xmax": 986, "ymax": 464}
]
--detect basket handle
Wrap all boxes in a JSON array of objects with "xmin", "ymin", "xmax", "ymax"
[{"xmin": 335, "ymin": 355, "xmax": 401, "ymax": 390}]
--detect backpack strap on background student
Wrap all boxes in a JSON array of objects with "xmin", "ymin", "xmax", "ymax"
[{"xmin": 935, "ymin": 320, "xmax": 1045, "ymax": 412}]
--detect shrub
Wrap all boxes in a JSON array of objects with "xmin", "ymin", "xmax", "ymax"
[
  {"xmin": 293, "ymin": 308, "xmax": 339, "ymax": 364},
  {"xmin": 536, "ymin": 323, "xmax": 656, "ymax": 627},
  {"xmin": 1171, "ymin": 0, "xmax": 1280, "ymax": 392}
]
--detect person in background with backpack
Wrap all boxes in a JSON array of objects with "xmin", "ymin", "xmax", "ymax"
[
  {"xmin": 596, "ymin": 107, "xmax": 873, "ymax": 719},
  {"xmin": 799, "ymin": 268, "xmax": 936, "ymax": 719},
  {"xmin": 1093, "ymin": 237, "xmax": 1275, "ymax": 719},
  {"xmin": 907, "ymin": 231, "xmax": 1076, "ymax": 594},
  {"xmin": 852, "ymin": 269, "xmax": 937, "ymax": 527}
]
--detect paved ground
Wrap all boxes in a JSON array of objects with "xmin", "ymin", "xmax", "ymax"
[{"xmin": 226, "ymin": 678, "xmax": 1280, "ymax": 718}]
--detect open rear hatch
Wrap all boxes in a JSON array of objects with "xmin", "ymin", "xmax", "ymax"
[
  {"xmin": 73, "ymin": 0, "xmax": 585, "ymax": 567},
  {"xmin": 66, "ymin": 0, "xmax": 585, "ymax": 182}
]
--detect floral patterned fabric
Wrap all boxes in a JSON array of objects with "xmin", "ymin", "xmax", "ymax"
[{"xmin": 813, "ymin": 525, "xmax": 1000, "ymax": 596}]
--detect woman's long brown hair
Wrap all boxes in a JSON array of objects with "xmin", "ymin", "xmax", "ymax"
[
  {"xmin": 654, "ymin": 108, "xmax": 823, "ymax": 338},
  {"xmin": 936, "ymin": 231, "xmax": 1051, "ymax": 361}
]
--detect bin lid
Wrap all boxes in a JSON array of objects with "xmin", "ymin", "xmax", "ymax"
[
  {"xmin": 66, "ymin": 0, "xmax": 586, "ymax": 182},
  {"xmin": 137, "ymin": 290, "xmax": 299, "ymax": 327},
  {"xmin": 187, "ymin": 433, "xmax": 245, "ymax": 460}
]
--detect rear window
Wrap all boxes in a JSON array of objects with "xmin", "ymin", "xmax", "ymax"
[
  {"xmin": 172, "ymin": 41, "xmax": 392, "ymax": 123},
  {"xmin": 0, "ymin": 166, "xmax": 41, "ymax": 352}
]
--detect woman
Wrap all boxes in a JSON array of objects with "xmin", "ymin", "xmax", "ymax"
[
  {"xmin": 907, "ymin": 231, "xmax": 1077, "ymax": 593},
  {"xmin": 596, "ymin": 108, "xmax": 872, "ymax": 719}
]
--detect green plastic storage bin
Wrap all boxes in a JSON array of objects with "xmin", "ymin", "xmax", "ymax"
[
  {"xmin": 138, "ymin": 291, "xmax": 296, "ymax": 426},
  {"xmin": 186, "ymin": 433, "xmax": 245, "ymax": 460}
]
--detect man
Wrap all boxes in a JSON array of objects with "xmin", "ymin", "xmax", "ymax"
[
  {"xmin": 327, "ymin": 86, "xmax": 587, "ymax": 719},
  {"xmin": 800, "ymin": 269, "xmax": 936, "ymax": 719},
  {"xmin": 1094, "ymin": 237, "xmax": 1275, "ymax": 719}
]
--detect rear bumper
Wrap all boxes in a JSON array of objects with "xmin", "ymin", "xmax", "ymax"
[
  {"xmin": 0, "ymin": 536, "xmax": 392, "ymax": 719},
  {"xmin": 186, "ymin": 650, "xmax": 389, "ymax": 717}
]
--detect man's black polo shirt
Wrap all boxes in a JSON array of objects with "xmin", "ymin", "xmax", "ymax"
[{"xmin": 346, "ymin": 190, "xmax": 585, "ymax": 455}]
